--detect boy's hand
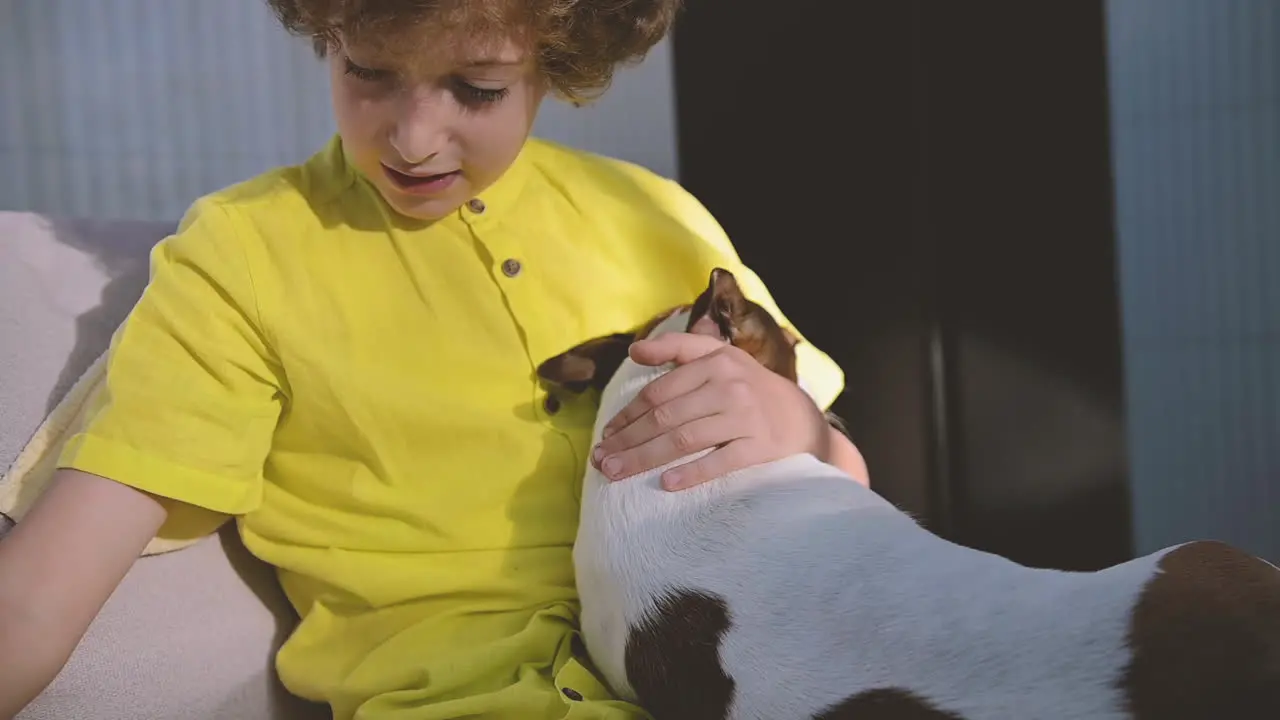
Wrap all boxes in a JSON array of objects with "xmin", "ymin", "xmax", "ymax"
[{"xmin": 591, "ymin": 332, "xmax": 830, "ymax": 491}]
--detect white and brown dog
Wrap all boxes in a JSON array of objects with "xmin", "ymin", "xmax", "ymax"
[{"xmin": 537, "ymin": 268, "xmax": 1280, "ymax": 720}]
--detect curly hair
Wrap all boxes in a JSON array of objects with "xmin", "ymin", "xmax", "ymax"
[{"xmin": 265, "ymin": 0, "xmax": 682, "ymax": 101}]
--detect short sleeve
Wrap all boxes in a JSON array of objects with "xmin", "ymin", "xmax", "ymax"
[
  {"xmin": 659, "ymin": 178, "xmax": 846, "ymax": 411},
  {"xmin": 57, "ymin": 197, "xmax": 285, "ymax": 517}
]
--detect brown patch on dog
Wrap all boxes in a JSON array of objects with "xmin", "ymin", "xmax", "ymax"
[
  {"xmin": 687, "ymin": 268, "xmax": 799, "ymax": 382},
  {"xmin": 816, "ymin": 688, "xmax": 967, "ymax": 719},
  {"xmin": 1120, "ymin": 540, "xmax": 1280, "ymax": 719},
  {"xmin": 538, "ymin": 267, "xmax": 801, "ymax": 393},
  {"xmin": 536, "ymin": 332, "xmax": 634, "ymax": 394},
  {"xmin": 624, "ymin": 588, "xmax": 735, "ymax": 720},
  {"xmin": 535, "ymin": 308, "xmax": 691, "ymax": 393}
]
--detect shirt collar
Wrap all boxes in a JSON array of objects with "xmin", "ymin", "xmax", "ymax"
[{"xmin": 454, "ymin": 141, "xmax": 534, "ymax": 230}]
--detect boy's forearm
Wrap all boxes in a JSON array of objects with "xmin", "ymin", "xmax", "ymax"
[
  {"xmin": 0, "ymin": 533, "xmax": 78, "ymax": 718},
  {"xmin": 823, "ymin": 426, "xmax": 870, "ymax": 487},
  {"xmin": 0, "ymin": 469, "xmax": 169, "ymax": 718},
  {"xmin": 0, "ymin": 603, "xmax": 74, "ymax": 719}
]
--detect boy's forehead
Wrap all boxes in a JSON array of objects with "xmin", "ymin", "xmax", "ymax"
[{"xmin": 343, "ymin": 22, "xmax": 532, "ymax": 71}]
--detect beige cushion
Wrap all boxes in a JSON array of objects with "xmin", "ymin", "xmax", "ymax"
[
  {"xmin": 0, "ymin": 212, "xmax": 326, "ymax": 719},
  {"xmin": 19, "ymin": 527, "xmax": 326, "ymax": 720},
  {"xmin": 0, "ymin": 213, "xmax": 161, "ymax": 474}
]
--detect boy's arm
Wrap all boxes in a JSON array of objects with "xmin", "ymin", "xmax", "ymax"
[
  {"xmin": 0, "ymin": 196, "xmax": 282, "ymax": 718},
  {"xmin": 824, "ymin": 426, "xmax": 870, "ymax": 486},
  {"xmin": 0, "ymin": 469, "xmax": 167, "ymax": 719}
]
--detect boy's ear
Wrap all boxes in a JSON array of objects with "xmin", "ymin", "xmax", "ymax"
[{"xmin": 536, "ymin": 333, "xmax": 635, "ymax": 394}]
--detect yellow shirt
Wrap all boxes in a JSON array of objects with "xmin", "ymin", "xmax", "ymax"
[{"xmin": 58, "ymin": 135, "xmax": 844, "ymax": 719}]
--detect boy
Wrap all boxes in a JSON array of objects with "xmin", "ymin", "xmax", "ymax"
[{"xmin": 0, "ymin": 1, "xmax": 868, "ymax": 717}]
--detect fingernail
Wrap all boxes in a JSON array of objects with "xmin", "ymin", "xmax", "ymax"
[
  {"xmin": 662, "ymin": 471, "xmax": 683, "ymax": 490},
  {"xmin": 602, "ymin": 457, "xmax": 621, "ymax": 478},
  {"xmin": 591, "ymin": 445, "xmax": 603, "ymax": 466},
  {"xmin": 602, "ymin": 426, "xmax": 616, "ymax": 438}
]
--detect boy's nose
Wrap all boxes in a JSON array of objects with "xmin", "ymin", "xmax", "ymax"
[{"xmin": 388, "ymin": 98, "xmax": 449, "ymax": 165}]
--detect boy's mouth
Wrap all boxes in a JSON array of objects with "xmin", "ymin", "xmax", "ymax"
[{"xmin": 382, "ymin": 165, "xmax": 461, "ymax": 195}]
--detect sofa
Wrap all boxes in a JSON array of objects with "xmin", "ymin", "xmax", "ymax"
[{"xmin": 0, "ymin": 212, "xmax": 329, "ymax": 719}]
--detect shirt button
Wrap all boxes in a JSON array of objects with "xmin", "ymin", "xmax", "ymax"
[
  {"xmin": 501, "ymin": 258, "xmax": 522, "ymax": 277},
  {"xmin": 561, "ymin": 687, "xmax": 583, "ymax": 702},
  {"xmin": 466, "ymin": 198, "xmax": 486, "ymax": 214},
  {"xmin": 543, "ymin": 394, "xmax": 561, "ymax": 415}
]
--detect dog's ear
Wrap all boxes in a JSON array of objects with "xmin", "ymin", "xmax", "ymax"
[
  {"xmin": 536, "ymin": 333, "xmax": 635, "ymax": 394},
  {"xmin": 687, "ymin": 267, "xmax": 747, "ymax": 340},
  {"xmin": 688, "ymin": 267, "xmax": 800, "ymax": 382}
]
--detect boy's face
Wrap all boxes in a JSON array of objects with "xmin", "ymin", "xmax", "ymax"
[{"xmin": 329, "ymin": 33, "xmax": 547, "ymax": 221}]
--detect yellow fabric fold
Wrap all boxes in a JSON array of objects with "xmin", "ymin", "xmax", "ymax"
[{"xmin": 0, "ymin": 349, "xmax": 222, "ymax": 556}]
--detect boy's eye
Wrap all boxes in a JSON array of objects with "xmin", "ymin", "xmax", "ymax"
[
  {"xmin": 452, "ymin": 78, "xmax": 510, "ymax": 107},
  {"xmin": 343, "ymin": 57, "xmax": 392, "ymax": 83}
]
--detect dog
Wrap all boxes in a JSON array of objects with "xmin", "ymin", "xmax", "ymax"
[{"xmin": 536, "ymin": 268, "xmax": 1280, "ymax": 720}]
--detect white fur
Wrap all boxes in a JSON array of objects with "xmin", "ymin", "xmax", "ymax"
[{"xmin": 573, "ymin": 310, "xmax": 1172, "ymax": 720}]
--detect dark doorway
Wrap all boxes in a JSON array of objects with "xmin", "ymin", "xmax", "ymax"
[{"xmin": 671, "ymin": 1, "xmax": 1133, "ymax": 571}]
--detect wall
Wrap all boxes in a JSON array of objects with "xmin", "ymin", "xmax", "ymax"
[
  {"xmin": 1107, "ymin": 0, "xmax": 1279, "ymax": 559},
  {"xmin": 673, "ymin": 1, "xmax": 1134, "ymax": 570},
  {"xmin": 0, "ymin": 0, "xmax": 678, "ymax": 222}
]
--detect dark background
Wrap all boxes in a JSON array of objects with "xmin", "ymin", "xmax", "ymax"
[{"xmin": 672, "ymin": 0, "xmax": 1133, "ymax": 571}]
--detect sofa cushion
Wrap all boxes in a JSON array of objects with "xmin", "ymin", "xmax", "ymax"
[
  {"xmin": 0, "ymin": 212, "xmax": 165, "ymax": 477},
  {"xmin": 18, "ymin": 526, "xmax": 327, "ymax": 720}
]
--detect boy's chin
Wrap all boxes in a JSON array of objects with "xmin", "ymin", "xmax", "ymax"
[{"xmin": 379, "ymin": 188, "xmax": 466, "ymax": 223}]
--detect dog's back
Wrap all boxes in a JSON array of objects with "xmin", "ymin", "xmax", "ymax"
[{"xmin": 594, "ymin": 453, "xmax": 1280, "ymax": 720}]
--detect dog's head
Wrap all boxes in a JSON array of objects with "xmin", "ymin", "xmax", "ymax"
[{"xmin": 536, "ymin": 267, "xmax": 800, "ymax": 395}]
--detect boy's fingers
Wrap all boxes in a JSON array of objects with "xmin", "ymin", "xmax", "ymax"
[
  {"xmin": 628, "ymin": 333, "xmax": 727, "ymax": 368},
  {"xmin": 595, "ymin": 383, "xmax": 719, "ymax": 460},
  {"xmin": 602, "ymin": 414, "xmax": 744, "ymax": 481},
  {"xmin": 602, "ymin": 360, "xmax": 714, "ymax": 438},
  {"xmin": 662, "ymin": 440, "xmax": 760, "ymax": 491}
]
